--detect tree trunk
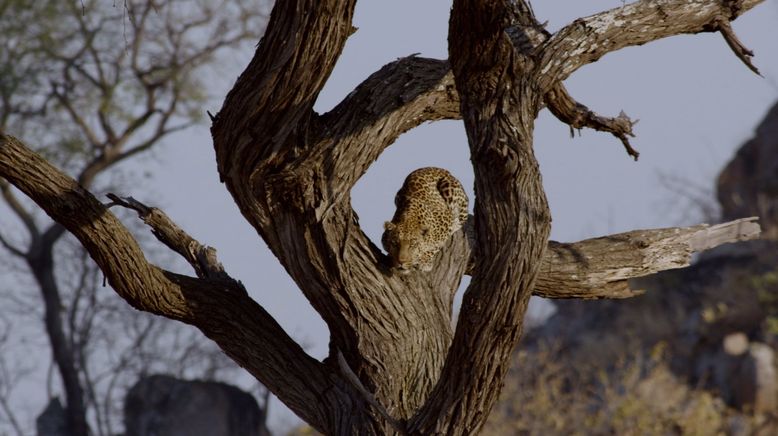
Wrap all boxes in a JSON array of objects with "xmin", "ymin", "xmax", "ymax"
[
  {"xmin": 28, "ymin": 247, "xmax": 89, "ymax": 436},
  {"xmin": 0, "ymin": 0, "xmax": 766, "ymax": 434}
]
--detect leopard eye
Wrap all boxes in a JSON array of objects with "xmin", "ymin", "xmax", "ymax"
[{"xmin": 420, "ymin": 227, "xmax": 429, "ymax": 238}]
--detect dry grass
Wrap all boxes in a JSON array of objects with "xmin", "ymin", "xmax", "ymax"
[{"xmin": 483, "ymin": 341, "xmax": 777, "ymax": 436}]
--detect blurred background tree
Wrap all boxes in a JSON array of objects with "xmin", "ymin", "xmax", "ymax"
[{"xmin": 0, "ymin": 1, "xmax": 269, "ymax": 434}]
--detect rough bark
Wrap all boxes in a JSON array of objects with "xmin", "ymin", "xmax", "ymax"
[
  {"xmin": 533, "ymin": 217, "xmax": 761, "ymax": 299},
  {"xmin": 1, "ymin": 141, "xmax": 761, "ymax": 434},
  {"xmin": 1, "ymin": 0, "xmax": 766, "ymax": 434},
  {"xmin": 0, "ymin": 135, "xmax": 344, "ymax": 431}
]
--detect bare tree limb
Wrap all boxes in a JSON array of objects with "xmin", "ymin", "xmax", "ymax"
[
  {"xmin": 0, "ymin": 132, "xmax": 340, "ymax": 430},
  {"xmin": 307, "ymin": 11, "xmax": 647, "ymax": 169},
  {"xmin": 714, "ymin": 16, "xmax": 761, "ymax": 76},
  {"xmin": 536, "ymin": 0, "xmax": 764, "ymax": 92},
  {"xmin": 212, "ymin": 0, "xmax": 358, "ymax": 190},
  {"xmin": 531, "ymin": 217, "xmax": 761, "ymax": 299},
  {"xmin": 1, "ymin": 179, "xmax": 39, "ymax": 241},
  {"xmin": 411, "ymin": 0, "xmax": 553, "ymax": 433},
  {"xmin": 544, "ymin": 84, "xmax": 640, "ymax": 160},
  {"xmin": 315, "ymin": 56, "xmax": 459, "ymax": 207},
  {"xmin": 106, "ymin": 194, "xmax": 238, "ymax": 283}
]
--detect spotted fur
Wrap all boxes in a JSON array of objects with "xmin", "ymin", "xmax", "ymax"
[{"xmin": 382, "ymin": 167, "xmax": 469, "ymax": 272}]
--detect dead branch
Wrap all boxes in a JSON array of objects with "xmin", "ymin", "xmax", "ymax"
[
  {"xmin": 106, "ymin": 194, "xmax": 237, "ymax": 284},
  {"xmin": 536, "ymin": 0, "xmax": 764, "ymax": 92},
  {"xmin": 714, "ymin": 16, "xmax": 761, "ymax": 76},
  {"xmin": 544, "ymin": 84, "xmax": 639, "ymax": 160},
  {"xmin": 532, "ymin": 217, "xmax": 761, "ymax": 299}
]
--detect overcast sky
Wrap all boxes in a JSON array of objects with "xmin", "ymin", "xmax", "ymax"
[
  {"xmin": 144, "ymin": 1, "xmax": 778, "ymax": 430},
  {"xmin": 4, "ymin": 0, "xmax": 776, "ymax": 432}
]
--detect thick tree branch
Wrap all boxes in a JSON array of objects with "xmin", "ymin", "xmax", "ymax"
[
  {"xmin": 536, "ymin": 0, "xmax": 764, "ymax": 92},
  {"xmin": 305, "ymin": 4, "xmax": 647, "ymax": 171},
  {"xmin": 532, "ymin": 217, "xmax": 760, "ymax": 299},
  {"xmin": 0, "ymin": 133, "xmax": 338, "ymax": 430},
  {"xmin": 412, "ymin": 0, "xmax": 552, "ymax": 433},
  {"xmin": 212, "ymin": 0, "xmax": 358, "ymax": 185},
  {"xmin": 314, "ymin": 56, "xmax": 459, "ymax": 208},
  {"xmin": 435, "ymin": 217, "xmax": 760, "ymax": 301}
]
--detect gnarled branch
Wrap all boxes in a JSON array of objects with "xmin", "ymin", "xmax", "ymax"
[
  {"xmin": 106, "ymin": 194, "xmax": 236, "ymax": 283},
  {"xmin": 0, "ymin": 132, "xmax": 336, "ymax": 431},
  {"xmin": 544, "ymin": 84, "xmax": 639, "ymax": 160},
  {"xmin": 536, "ymin": 0, "xmax": 764, "ymax": 92},
  {"xmin": 316, "ymin": 56, "xmax": 459, "ymax": 205}
]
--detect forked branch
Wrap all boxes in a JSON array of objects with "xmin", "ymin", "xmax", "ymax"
[
  {"xmin": 0, "ymin": 133, "xmax": 336, "ymax": 430},
  {"xmin": 544, "ymin": 84, "xmax": 639, "ymax": 160},
  {"xmin": 106, "ymin": 194, "xmax": 238, "ymax": 283}
]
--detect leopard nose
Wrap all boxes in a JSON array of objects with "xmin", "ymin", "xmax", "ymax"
[
  {"xmin": 397, "ymin": 246, "xmax": 412, "ymax": 264},
  {"xmin": 397, "ymin": 254, "xmax": 411, "ymax": 264}
]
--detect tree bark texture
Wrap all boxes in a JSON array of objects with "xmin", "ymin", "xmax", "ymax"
[{"xmin": 0, "ymin": 0, "xmax": 766, "ymax": 434}]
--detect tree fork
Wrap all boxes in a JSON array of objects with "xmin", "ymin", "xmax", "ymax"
[{"xmin": 1, "ymin": 0, "xmax": 767, "ymax": 433}]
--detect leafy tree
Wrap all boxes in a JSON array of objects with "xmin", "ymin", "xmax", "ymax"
[
  {"xmin": 0, "ymin": 0, "xmax": 268, "ymax": 434},
  {"xmin": 0, "ymin": 0, "xmax": 767, "ymax": 434}
]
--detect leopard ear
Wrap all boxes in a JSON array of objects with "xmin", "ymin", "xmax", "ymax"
[
  {"xmin": 384, "ymin": 221, "xmax": 395, "ymax": 231},
  {"xmin": 437, "ymin": 177, "xmax": 457, "ymax": 206}
]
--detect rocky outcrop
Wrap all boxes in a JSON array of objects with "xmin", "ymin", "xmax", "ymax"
[
  {"xmin": 697, "ymin": 332, "xmax": 777, "ymax": 413},
  {"xmin": 718, "ymin": 101, "xmax": 778, "ymax": 240},
  {"xmin": 124, "ymin": 375, "xmax": 270, "ymax": 436}
]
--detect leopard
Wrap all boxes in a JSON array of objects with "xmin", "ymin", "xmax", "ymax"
[{"xmin": 382, "ymin": 167, "xmax": 469, "ymax": 273}]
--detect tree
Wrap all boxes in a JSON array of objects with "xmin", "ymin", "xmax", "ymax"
[
  {"xmin": 0, "ymin": 0, "xmax": 267, "ymax": 434},
  {"xmin": 0, "ymin": 0, "xmax": 767, "ymax": 434}
]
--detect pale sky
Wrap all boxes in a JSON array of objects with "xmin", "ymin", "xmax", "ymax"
[{"xmin": 4, "ymin": 0, "xmax": 778, "ymax": 432}]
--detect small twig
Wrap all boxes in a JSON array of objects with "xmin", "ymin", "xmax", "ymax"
[
  {"xmin": 615, "ymin": 111, "xmax": 640, "ymax": 161},
  {"xmin": 336, "ymin": 351, "xmax": 406, "ymax": 435},
  {"xmin": 0, "ymin": 231, "xmax": 25, "ymax": 258},
  {"xmin": 545, "ymin": 84, "xmax": 640, "ymax": 160},
  {"xmin": 106, "ymin": 193, "xmax": 240, "ymax": 288},
  {"xmin": 715, "ymin": 17, "xmax": 761, "ymax": 76}
]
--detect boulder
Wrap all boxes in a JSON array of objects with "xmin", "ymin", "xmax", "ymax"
[
  {"xmin": 36, "ymin": 398, "xmax": 70, "ymax": 436},
  {"xmin": 718, "ymin": 101, "xmax": 778, "ymax": 240},
  {"xmin": 124, "ymin": 375, "xmax": 270, "ymax": 436}
]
